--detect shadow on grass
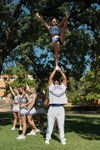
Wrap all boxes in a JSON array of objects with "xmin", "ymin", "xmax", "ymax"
[
  {"xmin": 65, "ymin": 115, "xmax": 100, "ymax": 140},
  {"xmin": 0, "ymin": 112, "xmax": 13, "ymax": 127},
  {"xmin": 0, "ymin": 112, "xmax": 100, "ymax": 141},
  {"xmin": 40, "ymin": 129, "xmax": 60, "ymax": 142}
]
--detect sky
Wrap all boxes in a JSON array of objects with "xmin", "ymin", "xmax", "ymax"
[{"xmin": 3, "ymin": 0, "xmax": 100, "ymax": 73}]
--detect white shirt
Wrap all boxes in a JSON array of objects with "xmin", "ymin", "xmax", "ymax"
[
  {"xmin": 49, "ymin": 83, "xmax": 68, "ymax": 104},
  {"xmin": 14, "ymin": 95, "xmax": 19, "ymax": 104}
]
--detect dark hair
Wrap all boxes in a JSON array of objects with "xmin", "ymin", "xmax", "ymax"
[
  {"xmin": 53, "ymin": 72, "xmax": 61, "ymax": 83},
  {"xmin": 52, "ymin": 18, "xmax": 57, "ymax": 21},
  {"xmin": 20, "ymin": 86, "xmax": 26, "ymax": 91},
  {"xmin": 39, "ymin": 91, "xmax": 44, "ymax": 96}
]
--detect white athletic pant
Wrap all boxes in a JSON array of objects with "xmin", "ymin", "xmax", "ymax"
[{"xmin": 46, "ymin": 106, "xmax": 65, "ymax": 141}]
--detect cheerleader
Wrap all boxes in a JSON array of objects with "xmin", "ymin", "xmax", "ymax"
[
  {"xmin": 9, "ymin": 85, "xmax": 22, "ymax": 131},
  {"xmin": 16, "ymin": 86, "xmax": 30, "ymax": 139},
  {"xmin": 36, "ymin": 91, "xmax": 46, "ymax": 130},
  {"xmin": 35, "ymin": 9, "xmax": 70, "ymax": 67},
  {"xmin": 27, "ymin": 87, "xmax": 40, "ymax": 135}
]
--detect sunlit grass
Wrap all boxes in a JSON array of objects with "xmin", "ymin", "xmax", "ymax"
[{"xmin": 0, "ymin": 113, "xmax": 100, "ymax": 150}]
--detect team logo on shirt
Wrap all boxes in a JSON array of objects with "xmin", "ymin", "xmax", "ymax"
[{"xmin": 53, "ymin": 85, "xmax": 63, "ymax": 91}]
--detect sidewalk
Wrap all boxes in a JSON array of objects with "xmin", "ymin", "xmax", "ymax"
[{"xmin": 0, "ymin": 105, "xmax": 11, "ymax": 112}]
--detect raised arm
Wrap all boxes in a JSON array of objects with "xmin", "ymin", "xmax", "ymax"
[
  {"xmin": 9, "ymin": 85, "xmax": 15, "ymax": 97},
  {"xmin": 48, "ymin": 68, "xmax": 56, "ymax": 86},
  {"xmin": 35, "ymin": 12, "xmax": 50, "ymax": 30},
  {"xmin": 58, "ymin": 18, "xmax": 66, "ymax": 28},
  {"xmin": 58, "ymin": 67, "xmax": 67, "ymax": 86}
]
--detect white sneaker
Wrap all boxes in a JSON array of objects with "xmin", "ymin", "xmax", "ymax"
[
  {"xmin": 27, "ymin": 131, "xmax": 36, "ymax": 135},
  {"xmin": 11, "ymin": 126, "xmax": 15, "ymax": 130},
  {"xmin": 65, "ymin": 9, "xmax": 70, "ymax": 18},
  {"xmin": 61, "ymin": 140, "xmax": 66, "ymax": 145},
  {"xmin": 45, "ymin": 140, "xmax": 49, "ymax": 144},
  {"xmin": 34, "ymin": 129, "xmax": 40, "ymax": 133},
  {"xmin": 56, "ymin": 66, "xmax": 59, "ymax": 70},
  {"xmin": 63, "ymin": 138, "xmax": 66, "ymax": 141},
  {"xmin": 19, "ymin": 127, "xmax": 22, "ymax": 131},
  {"xmin": 16, "ymin": 135, "xmax": 25, "ymax": 140}
]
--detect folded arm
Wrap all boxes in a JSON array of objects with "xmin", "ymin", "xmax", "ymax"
[{"xmin": 28, "ymin": 95, "xmax": 37, "ymax": 111}]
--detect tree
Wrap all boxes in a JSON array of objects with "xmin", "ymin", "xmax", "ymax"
[
  {"xmin": 66, "ymin": 77, "xmax": 81, "ymax": 104},
  {"xmin": 0, "ymin": 0, "xmax": 41, "ymax": 74},
  {"xmin": 0, "ymin": 0, "xmax": 100, "ymax": 81},
  {"xmin": 78, "ymin": 56, "xmax": 100, "ymax": 101}
]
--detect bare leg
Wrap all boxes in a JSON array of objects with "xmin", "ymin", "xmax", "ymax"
[
  {"xmin": 60, "ymin": 17, "xmax": 68, "ymax": 43},
  {"xmin": 18, "ymin": 112, "xmax": 22, "ymax": 128},
  {"xmin": 40, "ymin": 115, "xmax": 44, "ymax": 128},
  {"xmin": 53, "ymin": 41, "xmax": 60, "ymax": 66},
  {"xmin": 21, "ymin": 115, "xmax": 26, "ymax": 136},
  {"xmin": 54, "ymin": 120, "xmax": 57, "ymax": 129},
  {"xmin": 31, "ymin": 119, "xmax": 37, "ymax": 130},
  {"xmin": 13, "ymin": 112, "xmax": 17, "ymax": 127},
  {"xmin": 27, "ymin": 115, "xmax": 37, "ymax": 131},
  {"xmin": 38, "ymin": 115, "xmax": 41, "ymax": 127}
]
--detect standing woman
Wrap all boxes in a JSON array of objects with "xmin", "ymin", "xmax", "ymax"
[
  {"xmin": 17, "ymin": 86, "xmax": 30, "ymax": 139},
  {"xmin": 35, "ymin": 10, "xmax": 70, "ymax": 67},
  {"xmin": 27, "ymin": 87, "xmax": 40, "ymax": 135},
  {"xmin": 36, "ymin": 91, "xmax": 46, "ymax": 130},
  {"xmin": 9, "ymin": 85, "xmax": 22, "ymax": 131}
]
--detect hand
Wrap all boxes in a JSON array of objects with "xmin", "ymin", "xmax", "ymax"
[
  {"xmin": 20, "ymin": 104, "xmax": 26, "ymax": 108},
  {"xmin": 54, "ymin": 67, "xmax": 57, "ymax": 71},
  {"xmin": 28, "ymin": 108, "xmax": 30, "ymax": 112},
  {"xmin": 35, "ymin": 12, "xmax": 40, "ymax": 18},
  {"xmin": 57, "ymin": 66, "xmax": 62, "ymax": 72}
]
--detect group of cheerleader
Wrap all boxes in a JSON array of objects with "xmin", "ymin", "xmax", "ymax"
[
  {"xmin": 9, "ymin": 85, "xmax": 46, "ymax": 139},
  {"xmin": 8, "ymin": 8, "xmax": 70, "ymax": 141}
]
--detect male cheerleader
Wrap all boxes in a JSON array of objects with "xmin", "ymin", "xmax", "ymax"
[{"xmin": 45, "ymin": 66, "xmax": 68, "ymax": 145}]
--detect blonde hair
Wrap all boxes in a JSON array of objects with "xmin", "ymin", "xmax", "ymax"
[{"xmin": 30, "ymin": 87, "xmax": 37, "ymax": 96}]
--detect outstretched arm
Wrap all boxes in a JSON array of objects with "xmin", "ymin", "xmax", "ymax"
[
  {"xmin": 35, "ymin": 12, "xmax": 50, "ymax": 30},
  {"xmin": 58, "ymin": 67, "xmax": 67, "ymax": 86},
  {"xmin": 48, "ymin": 68, "xmax": 56, "ymax": 86},
  {"xmin": 58, "ymin": 18, "xmax": 66, "ymax": 28},
  {"xmin": 9, "ymin": 85, "xmax": 15, "ymax": 97}
]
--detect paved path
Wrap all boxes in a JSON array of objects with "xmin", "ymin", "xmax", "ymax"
[{"xmin": 0, "ymin": 105, "xmax": 11, "ymax": 112}]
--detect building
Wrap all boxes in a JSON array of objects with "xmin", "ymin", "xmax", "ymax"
[
  {"xmin": 0, "ymin": 74, "xmax": 33, "ymax": 104},
  {"xmin": 0, "ymin": 74, "xmax": 18, "ymax": 103}
]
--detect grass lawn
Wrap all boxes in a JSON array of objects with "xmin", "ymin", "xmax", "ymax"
[{"xmin": 0, "ymin": 112, "xmax": 100, "ymax": 150}]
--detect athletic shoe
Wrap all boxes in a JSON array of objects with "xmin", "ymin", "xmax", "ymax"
[
  {"xmin": 40, "ymin": 127, "xmax": 43, "ymax": 131},
  {"xmin": 11, "ymin": 126, "xmax": 15, "ymax": 130},
  {"xmin": 65, "ymin": 9, "xmax": 70, "ymax": 18},
  {"xmin": 34, "ymin": 129, "xmax": 40, "ymax": 133},
  {"xmin": 45, "ymin": 140, "xmax": 50, "ymax": 144},
  {"xmin": 63, "ymin": 138, "xmax": 66, "ymax": 141},
  {"xmin": 16, "ymin": 135, "xmax": 25, "ymax": 140},
  {"xmin": 56, "ymin": 66, "xmax": 59, "ymax": 70},
  {"xmin": 19, "ymin": 127, "xmax": 22, "ymax": 131},
  {"xmin": 61, "ymin": 140, "xmax": 66, "ymax": 145},
  {"xmin": 27, "ymin": 131, "xmax": 36, "ymax": 135}
]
